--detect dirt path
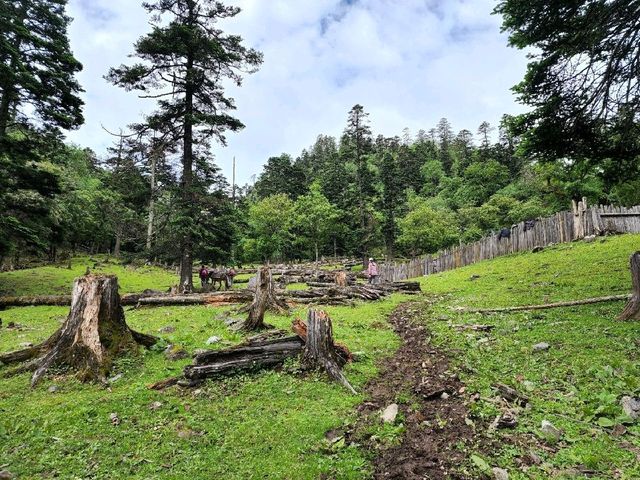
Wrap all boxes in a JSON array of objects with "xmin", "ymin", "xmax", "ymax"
[{"xmin": 352, "ymin": 301, "xmax": 482, "ymax": 479}]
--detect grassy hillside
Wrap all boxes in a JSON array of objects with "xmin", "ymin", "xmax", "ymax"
[
  {"xmin": 1, "ymin": 234, "xmax": 639, "ymax": 479},
  {"xmin": 419, "ymin": 234, "xmax": 640, "ymax": 479}
]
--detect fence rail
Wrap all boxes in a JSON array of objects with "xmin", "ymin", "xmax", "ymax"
[{"xmin": 379, "ymin": 201, "xmax": 640, "ymax": 282}]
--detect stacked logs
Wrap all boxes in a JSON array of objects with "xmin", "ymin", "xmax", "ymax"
[{"xmin": 152, "ymin": 310, "xmax": 356, "ymax": 393}]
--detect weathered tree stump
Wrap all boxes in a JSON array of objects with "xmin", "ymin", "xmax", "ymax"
[
  {"xmin": 619, "ymin": 252, "xmax": 640, "ymax": 321},
  {"xmin": 241, "ymin": 266, "xmax": 288, "ymax": 330},
  {"xmin": 0, "ymin": 275, "xmax": 157, "ymax": 387},
  {"xmin": 335, "ymin": 271, "xmax": 348, "ymax": 287},
  {"xmin": 301, "ymin": 310, "xmax": 356, "ymax": 394}
]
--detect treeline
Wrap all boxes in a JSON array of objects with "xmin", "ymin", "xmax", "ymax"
[
  {"xmin": 1, "ymin": 0, "xmax": 638, "ymax": 271},
  {"xmin": 238, "ymin": 104, "xmax": 638, "ymax": 263}
]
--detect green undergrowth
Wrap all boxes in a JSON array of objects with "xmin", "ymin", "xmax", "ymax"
[
  {"xmin": 416, "ymin": 234, "xmax": 640, "ymax": 479},
  {"xmin": 0, "ymin": 295, "xmax": 405, "ymax": 479}
]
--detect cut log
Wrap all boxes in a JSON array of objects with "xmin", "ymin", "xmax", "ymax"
[
  {"xmin": 184, "ymin": 336, "xmax": 304, "ymax": 380},
  {"xmin": 241, "ymin": 266, "xmax": 288, "ymax": 331},
  {"xmin": 301, "ymin": 310, "xmax": 356, "ymax": 394},
  {"xmin": 619, "ymin": 252, "xmax": 640, "ymax": 320},
  {"xmin": 0, "ymin": 275, "xmax": 157, "ymax": 387},
  {"xmin": 335, "ymin": 271, "xmax": 348, "ymax": 287}
]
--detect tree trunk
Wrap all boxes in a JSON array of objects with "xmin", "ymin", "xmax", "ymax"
[
  {"xmin": 178, "ymin": 40, "xmax": 195, "ymax": 293},
  {"xmin": 146, "ymin": 149, "xmax": 156, "ymax": 252},
  {"xmin": 619, "ymin": 252, "xmax": 640, "ymax": 320},
  {"xmin": 0, "ymin": 275, "xmax": 157, "ymax": 387},
  {"xmin": 301, "ymin": 310, "xmax": 356, "ymax": 393},
  {"xmin": 113, "ymin": 228, "xmax": 122, "ymax": 258}
]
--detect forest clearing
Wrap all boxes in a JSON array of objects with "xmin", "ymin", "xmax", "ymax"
[
  {"xmin": 1, "ymin": 235, "xmax": 640, "ymax": 479},
  {"xmin": 2, "ymin": 0, "xmax": 640, "ymax": 479}
]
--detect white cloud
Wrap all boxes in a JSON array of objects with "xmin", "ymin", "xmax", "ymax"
[{"xmin": 64, "ymin": 0, "xmax": 529, "ymax": 184}]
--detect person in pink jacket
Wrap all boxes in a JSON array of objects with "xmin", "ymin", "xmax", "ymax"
[{"xmin": 366, "ymin": 258, "xmax": 378, "ymax": 284}]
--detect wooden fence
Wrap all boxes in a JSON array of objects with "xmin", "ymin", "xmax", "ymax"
[{"xmin": 379, "ymin": 200, "xmax": 640, "ymax": 282}]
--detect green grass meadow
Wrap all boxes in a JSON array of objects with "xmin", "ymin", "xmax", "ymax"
[{"xmin": 1, "ymin": 234, "xmax": 640, "ymax": 478}]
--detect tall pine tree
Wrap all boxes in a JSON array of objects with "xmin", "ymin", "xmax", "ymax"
[{"xmin": 108, "ymin": 0, "xmax": 262, "ymax": 291}]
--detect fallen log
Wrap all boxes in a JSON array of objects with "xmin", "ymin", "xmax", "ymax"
[
  {"xmin": 184, "ymin": 336, "xmax": 305, "ymax": 380},
  {"xmin": 0, "ymin": 275, "xmax": 157, "ymax": 387},
  {"xmin": 152, "ymin": 310, "xmax": 355, "ymax": 393},
  {"xmin": 0, "ymin": 290, "xmax": 254, "ymax": 308},
  {"xmin": 459, "ymin": 294, "xmax": 631, "ymax": 314}
]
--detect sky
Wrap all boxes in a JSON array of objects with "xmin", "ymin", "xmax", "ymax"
[{"xmin": 65, "ymin": 0, "xmax": 530, "ymax": 185}]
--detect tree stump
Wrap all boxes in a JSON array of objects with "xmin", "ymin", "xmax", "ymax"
[
  {"xmin": 241, "ymin": 266, "xmax": 288, "ymax": 330},
  {"xmin": 301, "ymin": 310, "xmax": 356, "ymax": 394},
  {"xmin": 0, "ymin": 275, "xmax": 157, "ymax": 387},
  {"xmin": 335, "ymin": 271, "xmax": 348, "ymax": 287},
  {"xmin": 619, "ymin": 252, "xmax": 640, "ymax": 320}
]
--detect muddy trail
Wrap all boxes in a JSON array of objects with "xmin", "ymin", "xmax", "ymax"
[{"xmin": 351, "ymin": 300, "xmax": 486, "ymax": 479}]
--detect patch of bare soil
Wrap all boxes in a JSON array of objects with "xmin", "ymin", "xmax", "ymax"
[{"xmin": 351, "ymin": 301, "xmax": 486, "ymax": 479}]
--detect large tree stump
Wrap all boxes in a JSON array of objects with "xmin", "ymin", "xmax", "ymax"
[
  {"xmin": 301, "ymin": 310, "xmax": 356, "ymax": 394},
  {"xmin": 0, "ymin": 275, "xmax": 157, "ymax": 387},
  {"xmin": 335, "ymin": 271, "xmax": 348, "ymax": 287},
  {"xmin": 619, "ymin": 252, "xmax": 640, "ymax": 320},
  {"xmin": 241, "ymin": 266, "xmax": 288, "ymax": 330}
]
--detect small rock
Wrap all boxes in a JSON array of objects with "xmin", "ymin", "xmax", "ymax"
[
  {"xmin": 527, "ymin": 450, "xmax": 542, "ymax": 465},
  {"xmin": 621, "ymin": 396, "xmax": 640, "ymax": 420},
  {"xmin": 583, "ymin": 235, "xmax": 596, "ymax": 243},
  {"xmin": 380, "ymin": 403, "xmax": 399, "ymax": 423},
  {"xmin": 540, "ymin": 420, "xmax": 562, "ymax": 442},
  {"xmin": 206, "ymin": 336, "xmax": 221, "ymax": 345},
  {"xmin": 19, "ymin": 342, "xmax": 33, "ymax": 348},
  {"xmin": 108, "ymin": 373, "xmax": 123, "ymax": 383},
  {"xmin": 532, "ymin": 246, "xmax": 544, "ymax": 253},
  {"xmin": 469, "ymin": 274, "xmax": 481, "ymax": 281},
  {"xmin": 158, "ymin": 325, "xmax": 176, "ymax": 333},
  {"xmin": 497, "ymin": 412, "xmax": 518, "ymax": 429},
  {"xmin": 164, "ymin": 344, "xmax": 189, "ymax": 361},
  {"xmin": 532, "ymin": 342, "xmax": 550, "ymax": 352},
  {"xmin": 493, "ymin": 467, "xmax": 509, "ymax": 480},
  {"xmin": 0, "ymin": 470, "xmax": 14, "ymax": 479},
  {"xmin": 109, "ymin": 412, "xmax": 120, "ymax": 425},
  {"xmin": 47, "ymin": 385, "xmax": 59, "ymax": 393},
  {"xmin": 440, "ymin": 392, "xmax": 450, "ymax": 400},
  {"xmin": 149, "ymin": 401, "xmax": 163, "ymax": 411}
]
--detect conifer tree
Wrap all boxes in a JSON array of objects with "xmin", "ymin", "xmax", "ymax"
[{"xmin": 108, "ymin": 0, "xmax": 262, "ymax": 291}]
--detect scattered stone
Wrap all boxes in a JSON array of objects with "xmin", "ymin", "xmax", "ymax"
[
  {"xmin": 0, "ymin": 470, "xmax": 14, "ymax": 479},
  {"xmin": 469, "ymin": 274, "xmax": 481, "ymax": 281},
  {"xmin": 527, "ymin": 451, "xmax": 542, "ymax": 465},
  {"xmin": 583, "ymin": 235, "xmax": 596, "ymax": 243},
  {"xmin": 532, "ymin": 246, "xmax": 544, "ymax": 253},
  {"xmin": 18, "ymin": 342, "xmax": 33, "ymax": 348},
  {"xmin": 540, "ymin": 420, "xmax": 562, "ymax": 442},
  {"xmin": 206, "ymin": 335, "xmax": 221, "ymax": 345},
  {"xmin": 532, "ymin": 342, "xmax": 550, "ymax": 352},
  {"xmin": 497, "ymin": 412, "xmax": 518, "ymax": 429},
  {"xmin": 621, "ymin": 396, "xmax": 640, "ymax": 420},
  {"xmin": 440, "ymin": 392, "xmax": 450, "ymax": 400},
  {"xmin": 149, "ymin": 401, "xmax": 163, "ymax": 411},
  {"xmin": 158, "ymin": 325, "xmax": 176, "ymax": 333},
  {"xmin": 164, "ymin": 344, "xmax": 189, "ymax": 361},
  {"xmin": 192, "ymin": 348, "xmax": 208, "ymax": 356},
  {"xmin": 380, "ymin": 403, "xmax": 399, "ymax": 423},
  {"xmin": 109, "ymin": 412, "xmax": 120, "ymax": 425},
  {"xmin": 47, "ymin": 385, "xmax": 58, "ymax": 393},
  {"xmin": 493, "ymin": 467, "xmax": 509, "ymax": 480}
]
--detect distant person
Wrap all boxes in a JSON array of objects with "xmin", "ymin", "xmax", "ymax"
[
  {"xmin": 366, "ymin": 258, "xmax": 378, "ymax": 284},
  {"xmin": 198, "ymin": 264, "xmax": 209, "ymax": 288},
  {"xmin": 227, "ymin": 267, "xmax": 237, "ymax": 287}
]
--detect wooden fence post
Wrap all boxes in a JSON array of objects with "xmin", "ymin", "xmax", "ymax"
[{"xmin": 618, "ymin": 252, "xmax": 640, "ymax": 321}]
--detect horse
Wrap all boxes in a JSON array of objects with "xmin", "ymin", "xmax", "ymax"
[{"xmin": 207, "ymin": 269, "xmax": 230, "ymax": 291}]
